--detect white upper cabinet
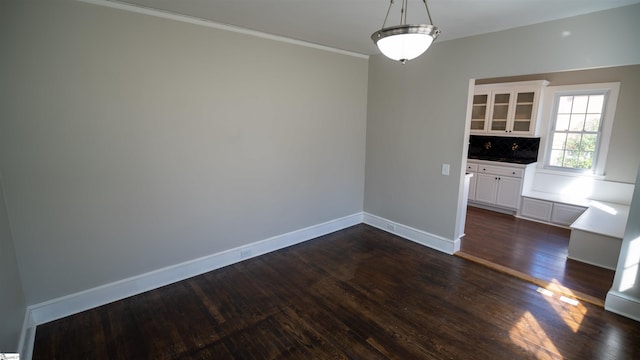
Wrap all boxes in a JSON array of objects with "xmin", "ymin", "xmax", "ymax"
[{"xmin": 470, "ymin": 80, "xmax": 548, "ymax": 137}]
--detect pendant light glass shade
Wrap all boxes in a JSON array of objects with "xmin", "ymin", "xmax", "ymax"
[
  {"xmin": 372, "ymin": 24, "xmax": 439, "ymax": 63},
  {"xmin": 371, "ymin": 0, "xmax": 441, "ymax": 63}
]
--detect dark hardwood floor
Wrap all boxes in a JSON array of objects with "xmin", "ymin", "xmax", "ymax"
[
  {"xmin": 459, "ymin": 206, "xmax": 615, "ymax": 304},
  {"xmin": 33, "ymin": 224, "xmax": 639, "ymax": 359}
]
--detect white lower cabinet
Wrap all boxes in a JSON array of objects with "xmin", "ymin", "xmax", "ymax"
[
  {"xmin": 474, "ymin": 173, "xmax": 522, "ymax": 210},
  {"xmin": 467, "ymin": 160, "xmax": 536, "ymax": 211}
]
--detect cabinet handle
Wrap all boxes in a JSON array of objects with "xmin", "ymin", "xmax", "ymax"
[
  {"xmin": 512, "ymin": 171, "xmax": 516, "ymax": 175},
  {"xmin": 483, "ymin": 168, "xmax": 486, "ymax": 171}
]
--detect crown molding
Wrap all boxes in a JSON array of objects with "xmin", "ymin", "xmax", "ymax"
[{"xmin": 77, "ymin": 0, "xmax": 369, "ymax": 59}]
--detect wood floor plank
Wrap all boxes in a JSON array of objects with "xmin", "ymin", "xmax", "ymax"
[{"xmin": 33, "ymin": 224, "xmax": 640, "ymax": 359}]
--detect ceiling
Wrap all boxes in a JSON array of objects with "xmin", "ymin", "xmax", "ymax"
[{"xmin": 115, "ymin": 0, "xmax": 640, "ymax": 55}]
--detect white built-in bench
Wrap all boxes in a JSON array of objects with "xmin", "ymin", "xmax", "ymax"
[
  {"xmin": 518, "ymin": 171, "xmax": 634, "ymax": 270},
  {"xmin": 568, "ymin": 202, "xmax": 629, "ymax": 270}
]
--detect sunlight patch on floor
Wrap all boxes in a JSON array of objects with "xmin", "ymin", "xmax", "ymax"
[
  {"xmin": 538, "ymin": 279, "xmax": 587, "ymax": 333},
  {"xmin": 509, "ymin": 311, "xmax": 562, "ymax": 359}
]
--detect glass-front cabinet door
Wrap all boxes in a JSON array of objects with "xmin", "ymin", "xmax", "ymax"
[
  {"xmin": 489, "ymin": 92, "xmax": 511, "ymax": 133},
  {"xmin": 512, "ymin": 91, "xmax": 536, "ymax": 133},
  {"xmin": 469, "ymin": 80, "xmax": 548, "ymax": 136},
  {"xmin": 470, "ymin": 92, "xmax": 489, "ymax": 132}
]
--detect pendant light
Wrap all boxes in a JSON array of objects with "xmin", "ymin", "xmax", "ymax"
[{"xmin": 371, "ymin": 0, "xmax": 441, "ymax": 64}]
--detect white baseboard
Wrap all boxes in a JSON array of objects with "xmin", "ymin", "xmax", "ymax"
[
  {"xmin": 605, "ymin": 291, "xmax": 640, "ymax": 322},
  {"xmin": 19, "ymin": 212, "xmax": 363, "ymax": 359},
  {"xmin": 567, "ymin": 255, "xmax": 617, "ymax": 271},
  {"xmin": 18, "ymin": 211, "xmax": 460, "ymax": 358},
  {"xmin": 363, "ymin": 213, "xmax": 460, "ymax": 255}
]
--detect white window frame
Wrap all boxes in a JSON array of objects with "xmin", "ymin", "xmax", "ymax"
[{"xmin": 541, "ymin": 82, "xmax": 620, "ymax": 177}]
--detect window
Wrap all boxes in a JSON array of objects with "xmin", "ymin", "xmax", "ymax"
[{"xmin": 544, "ymin": 83, "xmax": 620, "ymax": 176}]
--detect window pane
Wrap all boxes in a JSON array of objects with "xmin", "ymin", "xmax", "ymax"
[
  {"xmin": 555, "ymin": 114, "xmax": 570, "ymax": 131},
  {"xmin": 494, "ymin": 93, "xmax": 510, "ymax": 104},
  {"xmin": 572, "ymin": 95, "xmax": 589, "ymax": 113},
  {"xmin": 550, "ymin": 150, "xmax": 565, "ymax": 167},
  {"xmin": 517, "ymin": 92, "xmax": 534, "ymax": 103},
  {"xmin": 558, "ymin": 96, "xmax": 573, "ymax": 113},
  {"xmin": 472, "ymin": 105, "xmax": 486, "ymax": 119},
  {"xmin": 552, "ymin": 133, "xmax": 567, "ymax": 150},
  {"xmin": 587, "ymin": 95, "xmax": 605, "ymax": 113},
  {"xmin": 581, "ymin": 134, "xmax": 597, "ymax": 152},
  {"xmin": 564, "ymin": 151, "xmax": 579, "ymax": 168},
  {"xmin": 577, "ymin": 152, "xmax": 593, "ymax": 169},
  {"xmin": 584, "ymin": 114, "xmax": 601, "ymax": 132},
  {"xmin": 566, "ymin": 134, "xmax": 582, "ymax": 151},
  {"xmin": 473, "ymin": 94, "xmax": 487, "ymax": 104},
  {"xmin": 515, "ymin": 104, "xmax": 532, "ymax": 119},
  {"xmin": 569, "ymin": 114, "xmax": 586, "ymax": 131}
]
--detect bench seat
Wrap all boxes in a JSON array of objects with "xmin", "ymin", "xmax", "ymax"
[
  {"xmin": 520, "ymin": 191, "xmax": 630, "ymax": 270},
  {"xmin": 567, "ymin": 201, "xmax": 629, "ymax": 270}
]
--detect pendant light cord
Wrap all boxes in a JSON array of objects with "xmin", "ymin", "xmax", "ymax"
[
  {"xmin": 381, "ymin": 0, "xmax": 394, "ymax": 29},
  {"xmin": 401, "ymin": 0, "xmax": 407, "ymax": 25},
  {"xmin": 423, "ymin": 0, "xmax": 434, "ymax": 25},
  {"xmin": 381, "ymin": 0, "xmax": 436, "ymax": 29}
]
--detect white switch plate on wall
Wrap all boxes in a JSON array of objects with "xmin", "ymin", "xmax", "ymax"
[{"xmin": 442, "ymin": 163, "xmax": 450, "ymax": 176}]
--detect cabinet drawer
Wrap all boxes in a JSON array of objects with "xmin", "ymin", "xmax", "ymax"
[
  {"xmin": 477, "ymin": 165, "xmax": 523, "ymax": 178},
  {"xmin": 466, "ymin": 163, "xmax": 478, "ymax": 172}
]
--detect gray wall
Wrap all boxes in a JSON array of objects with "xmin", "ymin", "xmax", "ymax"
[
  {"xmin": 365, "ymin": 4, "xmax": 640, "ymax": 240},
  {"xmin": 478, "ymin": 65, "xmax": 640, "ymax": 184},
  {"xmin": 0, "ymin": 0, "xmax": 368, "ymax": 305},
  {"xmin": 0, "ymin": 172, "xmax": 26, "ymax": 352}
]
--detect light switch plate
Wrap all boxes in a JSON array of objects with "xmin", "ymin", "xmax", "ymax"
[{"xmin": 442, "ymin": 163, "xmax": 450, "ymax": 176}]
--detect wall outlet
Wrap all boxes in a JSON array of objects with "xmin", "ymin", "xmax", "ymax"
[{"xmin": 240, "ymin": 249, "xmax": 252, "ymax": 259}]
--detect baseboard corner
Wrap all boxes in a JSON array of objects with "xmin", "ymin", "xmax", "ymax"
[
  {"xmin": 362, "ymin": 212, "xmax": 458, "ymax": 255},
  {"xmin": 605, "ymin": 290, "xmax": 640, "ymax": 322}
]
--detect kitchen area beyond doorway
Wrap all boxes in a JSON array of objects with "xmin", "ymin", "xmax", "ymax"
[{"xmin": 459, "ymin": 70, "xmax": 637, "ymax": 305}]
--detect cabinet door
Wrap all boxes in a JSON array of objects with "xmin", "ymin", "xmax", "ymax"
[
  {"xmin": 488, "ymin": 91, "xmax": 512, "ymax": 133},
  {"xmin": 474, "ymin": 173, "xmax": 498, "ymax": 204},
  {"xmin": 551, "ymin": 203, "xmax": 586, "ymax": 226},
  {"xmin": 510, "ymin": 91, "xmax": 536, "ymax": 134},
  {"xmin": 468, "ymin": 172, "xmax": 477, "ymax": 200},
  {"xmin": 495, "ymin": 176, "xmax": 522, "ymax": 209},
  {"xmin": 520, "ymin": 197, "xmax": 552, "ymax": 222},
  {"xmin": 470, "ymin": 91, "xmax": 489, "ymax": 133}
]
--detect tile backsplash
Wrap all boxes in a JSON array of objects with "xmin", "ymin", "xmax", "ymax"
[{"xmin": 468, "ymin": 135, "xmax": 540, "ymax": 164}]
